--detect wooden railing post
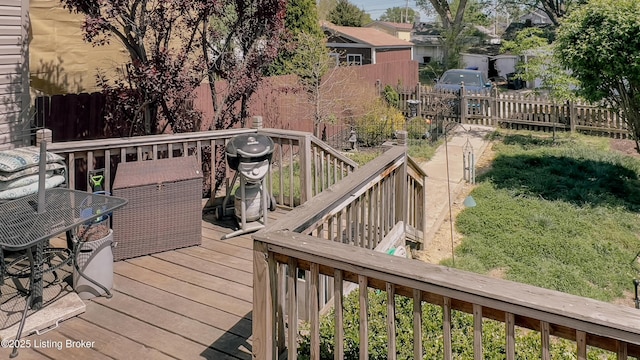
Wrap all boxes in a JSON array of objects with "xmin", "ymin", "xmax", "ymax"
[
  {"xmin": 395, "ymin": 132, "xmax": 408, "ymax": 233},
  {"xmin": 253, "ymin": 241, "xmax": 277, "ymax": 360},
  {"xmin": 299, "ymin": 134, "xmax": 313, "ymax": 204},
  {"xmin": 36, "ymin": 128, "xmax": 52, "ymax": 146},
  {"xmin": 252, "ymin": 115, "xmax": 263, "ymax": 129}
]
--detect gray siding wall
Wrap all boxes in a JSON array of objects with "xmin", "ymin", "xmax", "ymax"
[{"xmin": 0, "ymin": 0, "xmax": 29, "ymax": 150}]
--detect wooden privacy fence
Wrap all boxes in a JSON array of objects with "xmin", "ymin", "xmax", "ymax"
[{"xmin": 398, "ymin": 85, "xmax": 629, "ymax": 138}]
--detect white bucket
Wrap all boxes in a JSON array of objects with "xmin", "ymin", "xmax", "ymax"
[{"xmin": 73, "ymin": 229, "xmax": 114, "ymax": 300}]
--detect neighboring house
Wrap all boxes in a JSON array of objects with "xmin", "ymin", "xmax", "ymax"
[
  {"xmin": 411, "ymin": 22, "xmax": 444, "ymax": 65},
  {"xmin": 365, "ymin": 21, "xmax": 413, "ymax": 42},
  {"xmin": 30, "ymin": 0, "xmax": 128, "ymax": 95},
  {"xmin": 0, "ymin": 0, "xmax": 30, "ymax": 150},
  {"xmin": 322, "ymin": 22, "xmax": 414, "ymax": 66},
  {"xmin": 518, "ymin": 9, "xmax": 554, "ymax": 26},
  {"xmin": 461, "ymin": 53, "xmax": 518, "ymax": 80}
]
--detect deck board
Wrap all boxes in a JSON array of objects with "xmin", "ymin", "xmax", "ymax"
[{"xmin": 1, "ymin": 208, "xmax": 289, "ymax": 359}]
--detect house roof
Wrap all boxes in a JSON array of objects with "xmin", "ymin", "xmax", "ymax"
[
  {"xmin": 322, "ymin": 22, "xmax": 413, "ymax": 47},
  {"xmin": 367, "ymin": 21, "xmax": 414, "ymax": 32}
]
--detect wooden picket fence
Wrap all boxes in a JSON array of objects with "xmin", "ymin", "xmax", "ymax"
[{"xmin": 398, "ymin": 85, "xmax": 630, "ymax": 139}]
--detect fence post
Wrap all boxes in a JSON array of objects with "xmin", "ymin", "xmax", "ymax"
[
  {"xmin": 415, "ymin": 83, "xmax": 422, "ymax": 118},
  {"xmin": 491, "ymin": 87, "xmax": 498, "ymax": 126},
  {"xmin": 460, "ymin": 84, "xmax": 467, "ymax": 124},
  {"xmin": 568, "ymin": 101, "xmax": 577, "ymax": 133}
]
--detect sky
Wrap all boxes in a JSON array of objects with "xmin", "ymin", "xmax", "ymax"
[{"xmin": 349, "ymin": 0, "xmax": 431, "ymax": 22}]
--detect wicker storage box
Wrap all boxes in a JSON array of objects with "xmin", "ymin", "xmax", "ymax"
[{"xmin": 112, "ymin": 156, "xmax": 202, "ymax": 261}]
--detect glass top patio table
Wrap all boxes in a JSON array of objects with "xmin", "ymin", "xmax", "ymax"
[
  {"xmin": 0, "ymin": 188, "xmax": 127, "ymax": 358},
  {"xmin": 0, "ymin": 188, "xmax": 127, "ymax": 251}
]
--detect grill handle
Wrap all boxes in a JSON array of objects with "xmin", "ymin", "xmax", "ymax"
[{"xmin": 236, "ymin": 147, "xmax": 271, "ymax": 158}]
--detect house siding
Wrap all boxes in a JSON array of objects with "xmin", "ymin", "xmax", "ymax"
[
  {"xmin": 375, "ymin": 48, "xmax": 412, "ymax": 64},
  {"xmin": 0, "ymin": 0, "xmax": 30, "ymax": 149}
]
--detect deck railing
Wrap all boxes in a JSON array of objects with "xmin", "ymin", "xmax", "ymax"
[
  {"xmin": 253, "ymin": 230, "xmax": 640, "ymax": 359},
  {"xmin": 267, "ymin": 145, "xmax": 426, "ymax": 246},
  {"xmin": 47, "ymin": 120, "xmax": 357, "ymax": 208},
  {"xmin": 253, "ymin": 139, "xmax": 640, "ymax": 360}
]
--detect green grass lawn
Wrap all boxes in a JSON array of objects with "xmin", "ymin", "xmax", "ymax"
[{"xmin": 446, "ymin": 131, "xmax": 640, "ymax": 302}]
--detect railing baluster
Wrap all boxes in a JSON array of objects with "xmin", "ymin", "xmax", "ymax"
[
  {"xmin": 289, "ymin": 139, "xmax": 294, "ymax": 207},
  {"xmin": 354, "ymin": 197, "xmax": 360, "ymax": 246},
  {"xmin": 334, "ymin": 270, "xmax": 344, "ymax": 360},
  {"xmin": 541, "ymin": 321, "xmax": 550, "ymax": 360},
  {"xmin": 506, "ymin": 312, "xmax": 515, "ymax": 360},
  {"xmin": 87, "ymin": 151, "xmax": 94, "ymax": 190},
  {"xmin": 277, "ymin": 264, "xmax": 286, "ymax": 353},
  {"xmin": 310, "ymin": 263, "xmax": 320, "ymax": 360},
  {"xmin": 278, "ymin": 139, "xmax": 284, "ymax": 206},
  {"xmin": 387, "ymin": 283, "xmax": 396, "ymax": 360},
  {"xmin": 413, "ymin": 289, "xmax": 422, "ymax": 359},
  {"xmin": 473, "ymin": 304, "xmax": 483, "ymax": 360},
  {"xmin": 577, "ymin": 330, "xmax": 587, "ymax": 360},
  {"xmin": 104, "ymin": 149, "xmax": 111, "ymax": 193},
  {"xmin": 287, "ymin": 259, "xmax": 298, "ymax": 360},
  {"xmin": 359, "ymin": 275, "xmax": 368, "ymax": 360},
  {"xmin": 168, "ymin": 143, "xmax": 173, "ymax": 158},
  {"xmin": 68, "ymin": 153, "xmax": 76, "ymax": 189},
  {"xmin": 617, "ymin": 340, "xmax": 628, "ymax": 360},
  {"xmin": 337, "ymin": 209, "xmax": 343, "ymax": 243},
  {"xmin": 367, "ymin": 189, "xmax": 373, "ymax": 249},
  {"xmin": 443, "ymin": 297, "xmax": 452, "ymax": 360}
]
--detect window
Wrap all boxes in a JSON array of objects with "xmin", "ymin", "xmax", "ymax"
[{"xmin": 346, "ymin": 54, "xmax": 362, "ymax": 66}]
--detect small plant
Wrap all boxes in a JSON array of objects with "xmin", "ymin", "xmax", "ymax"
[{"xmin": 382, "ymin": 85, "xmax": 399, "ymax": 108}]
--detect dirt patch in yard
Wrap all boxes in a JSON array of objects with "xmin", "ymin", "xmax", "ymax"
[
  {"xmin": 415, "ymin": 143, "xmax": 496, "ymax": 265},
  {"xmin": 610, "ymin": 138, "xmax": 640, "ymax": 157}
]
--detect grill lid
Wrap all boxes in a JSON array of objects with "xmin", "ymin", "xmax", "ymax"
[{"xmin": 226, "ymin": 134, "xmax": 274, "ymax": 159}]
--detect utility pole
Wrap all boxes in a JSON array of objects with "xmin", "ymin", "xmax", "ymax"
[{"xmin": 405, "ymin": 0, "xmax": 409, "ymax": 23}]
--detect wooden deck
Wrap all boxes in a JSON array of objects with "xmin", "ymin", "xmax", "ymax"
[{"xmin": 1, "ymin": 208, "xmax": 290, "ymax": 359}]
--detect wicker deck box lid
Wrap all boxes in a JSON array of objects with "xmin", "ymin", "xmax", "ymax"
[{"xmin": 112, "ymin": 156, "xmax": 203, "ymax": 261}]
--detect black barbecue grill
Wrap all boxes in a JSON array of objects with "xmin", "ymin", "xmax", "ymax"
[{"xmin": 219, "ymin": 134, "xmax": 275, "ymax": 239}]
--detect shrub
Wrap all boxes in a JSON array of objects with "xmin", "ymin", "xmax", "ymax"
[
  {"xmin": 382, "ymin": 85, "xmax": 399, "ymax": 108},
  {"xmin": 298, "ymin": 289, "xmax": 618, "ymax": 359},
  {"xmin": 406, "ymin": 117, "xmax": 432, "ymax": 139},
  {"xmin": 354, "ymin": 99, "xmax": 405, "ymax": 147}
]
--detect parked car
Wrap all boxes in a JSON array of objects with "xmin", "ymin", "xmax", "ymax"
[
  {"xmin": 433, "ymin": 69, "xmax": 492, "ymax": 115},
  {"xmin": 434, "ymin": 69, "xmax": 493, "ymax": 93}
]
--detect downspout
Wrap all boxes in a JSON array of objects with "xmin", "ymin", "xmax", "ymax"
[{"xmin": 371, "ymin": 48, "xmax": 376, "ymax": 65}]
